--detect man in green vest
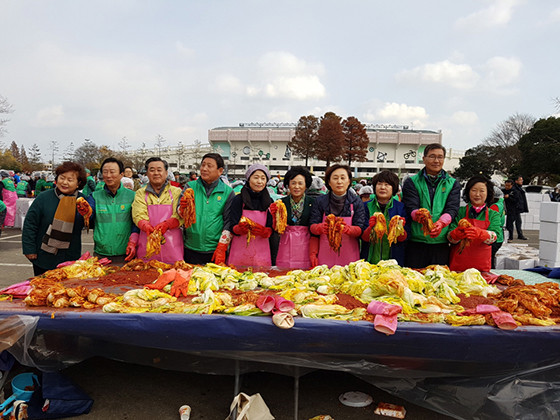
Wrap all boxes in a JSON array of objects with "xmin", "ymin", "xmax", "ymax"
[
  {"xmin": 178, "ymin": 153, "xmax": 235, "ymax": 265},
  {"xmin": 16, "ymin": 175, "xmax": 29, "ymax": 197},
  {"xmin": 86, "ymin": 157, "xmax": 138, "ymax": 265},
  {"xmin": 402, "ymin": 143, "xmax": 461, "ymax": 268}
]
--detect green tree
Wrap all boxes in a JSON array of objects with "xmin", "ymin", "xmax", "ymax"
[
  {"xmin": 28, "ymin": 144, "xmax": 43, "ymax": 170},
  {"xmin": 289, "ymin": 115, "xmax": 319, "ymax": 166},
  {"xmin": 452, "ymin": 145, "xmax": 497, "ymax": 181},
  {"xmin": 9, "ymin": 141, "xmax": 20, "ymax": 161},
  {"xmin": 315, "ymin": 112, "xmax": 344, "ymax": 167},
  {"xmin": 342, "ymin": 116, "xmax": 369, "ymax": 166},
  {"xmin": 0, "ymin": 150, "xmax": 21, "ymax": 171},
  {"xmin": 518, "ymin": 116, "xmax": 560, "ymax": 184}
]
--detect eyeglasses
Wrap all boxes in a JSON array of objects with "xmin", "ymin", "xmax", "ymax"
[{"xmin": 426, "ymin": 155, "xmax": 445, "ymax": 161}]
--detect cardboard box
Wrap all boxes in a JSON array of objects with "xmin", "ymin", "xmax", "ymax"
[
  {"xmin": 540, "ymin": 202, "xmax": 560, "ymax": 223},
  {"xmin": 539, "ymin": 258, "xmax": 560, "ymax": 268},
  {"xmin": 540, "ymin": 222, "xmax": 560, "ymax": 242},
  {"xmin": 539, "ymin": 240, "xmax": 560, "ymax": 261},
  {"xmin": 504, "ymin": 257, "xmax": 537, "ymax": 270}
]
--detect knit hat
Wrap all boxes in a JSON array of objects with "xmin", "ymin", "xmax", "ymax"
[{"xmin": 245, "ymin": 164, "xmax": 270, "ymax": 181}]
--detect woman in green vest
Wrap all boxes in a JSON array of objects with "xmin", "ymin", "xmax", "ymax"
[
  {"xmin": 489, "ymin": 186, "xmax": 506, "ymax": 269},
  {"xmin": 16, "ymin": 177, "xmax": 29, "ymax": 197}
]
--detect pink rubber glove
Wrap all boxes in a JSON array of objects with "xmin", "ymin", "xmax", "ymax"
[
  {"xmin": 137, "ymin": 219, "xmax": 154, "ymax": 235},
  {"xmin": 374, "ymin": 314, "xmax": 399, "ymax": 335},
  {"xmin": 367, "ymin": 300, "xmax": 402, "ymax": 316}
]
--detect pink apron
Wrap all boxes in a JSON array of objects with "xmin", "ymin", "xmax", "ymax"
[
  {"xmin": 318, "ymin": 204, "xmax": 360, "ymax": 267},
  {"xmin": 137, "ymin": 190, "xmax": 184, "ymax": 264},
  {"xmin": 227, "ymin": 208, "xmax": 271, "ymax": 268},
  {"xmin": 450, "ymin": 206, "xmax": 491, "ymax": 272},
  {"xmin": 3, "ymin": 189, "xmax": 17, "ymax": 227},
  {"xmin": 276, "ymin": 225, "xmax": 311, "ymax": 269}
]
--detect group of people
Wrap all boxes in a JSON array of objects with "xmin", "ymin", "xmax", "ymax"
[{"xmin": 19, "ymin": 142, "xmax": 519, "ymax": 276}]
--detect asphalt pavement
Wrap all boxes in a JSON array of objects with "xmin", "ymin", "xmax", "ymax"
[{"xmin": 0, "ymin": 227, "xmax": 541, "ymax": 419}]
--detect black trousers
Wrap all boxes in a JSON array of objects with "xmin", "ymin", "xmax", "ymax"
[
  {"xmin": 184, "ymin": 248, "xmax": 214, "ymax": 265},
  {"xmin": 404, "ymin": 241, "xmax": 450, "ymax": 269},
  {"xmin": 491, "ymin": 241, "xmax": 503, "ymax": 269},
  {"xmin": 505, "ymin": 209, "xmax": 523, "ymax": 239}
]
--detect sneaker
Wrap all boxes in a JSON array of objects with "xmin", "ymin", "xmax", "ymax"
[{"xmin": 518, "ymin": 236, "xmax": 528, "ymax": 240}]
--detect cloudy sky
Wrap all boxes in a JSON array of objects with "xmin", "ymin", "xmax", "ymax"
[{"xmin": 1, "ymin": 0, "xmax": 559, "ymax": 159}]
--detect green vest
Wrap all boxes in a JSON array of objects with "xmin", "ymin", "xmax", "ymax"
[
  {"xmin": 366, "ymin": 197, "xmax": 394, "ymax": 263},
  {"xmin": 183, "ymin": 179, "xmax": 233, "ymax": 253},
  {"xmin": 491, "ymin": 198, "xmax": 505, "ymax": 243},
  {"xmin": 0, "ymin": 200, "xmax": 6, "ymax": 212},
  {"xmin": 2, "ymin": 178, "xmax": 16, "ymax": 192},
  {"xmin": 82, "ymin": 176, "xmax": 96, "ymax": 197},
  {"xmin": 16, "ymin": 180, "xmax": 28, "ymax": 196},
  {"xmin": 410, "ymin": 171, "xmax": 456, "ymax": 244},
  {"xmin": 34, "ymin": 179, "xmax": 46, "ymax": 195},
  {"xmin": 92, "ymin": 186, "xmax": 136, "ymax": 256}
]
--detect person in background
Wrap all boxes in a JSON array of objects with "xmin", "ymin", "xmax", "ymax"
[
  {"xmin": 170, "ymin": 171, "xmax": 181, "ymax": 188},
  {"xmin": 227, "ymin": 164, "xmax": 273, "ymax": 267},
  {"xmin": 189, "ymin": 171, "xmax": 197, "ymax": 181},
  {"xmin": 0, "ymin": 170, "xmax": 17, "ymax": 227},
  {"xmin": 132, "ymin": 157, "xmax": 184, "ymax": 264},
  {"xmin": 94, "ymin": 171, "xmax": 105, "ymax": 192},
  {"xmin": 502, "ymin": 179, "xmax": 519, "ymax": 241},
  {"xmin": 402, "ymin": 143, "xmax": 461, "ymax": 268},
  {"xmin": 26, "ymin": 173, "xmax": 39, "ymax": 197},
  {"xmin": 358, "ymin": 185, "xmax": 373, "ymax": 203},
  {"xmin": 22, "ymin": 162, "xmax": 87, "ymax": 276},
  {"xmin": 307, "ymin": 176, "xmax": 327, "ymax": 199},
  {"xmin": 0, "ymin": 198, "xmax": 6, "ymax": 237},
  {"xmin": 272, "ymin": 166, "xmax": 315, "ymax": 269},
  {"xmin": 34, "ymin": 173, "xmax": 47, "ymax": 196},
  {"xmin": 309, "ymin": 164, "xmax": 367, "ymax": 267},
  {"xmin": 361, "ymin": 171, "xmax": 407, "ymax": 265},
  {"xmin": 178, "ymin": 153, "xmax": 235, "ymax": 265},
  {"xmin": 447, "ymin": 175, "xmax": 500, "ymax": 273},
  {"xmin": 13, "ymin": 171, "xmax": 21, "ymax": 184},
  {"xmin": 86, "ymin": 158, "xmax": 138, "ymax": 265},
  {"xmin": 16, "ymin": 175, "xmax": 29, "ymax": 198},
  {"xmin": 122, "ymin": 177, "xmax": 134, "ymax": 190},
  {"xmin": 550, "ymin": 184, "xmax": 560, "ymax": 202},
  {"xmin": 512, "ymin": 175, "xmax": 528, "ymax": 240},
  {"xmin": 178, "ymin": 174, "xmax": 189, "ymax": 189},
  {"xmin": 489, "ymin": 185, "xmax": 506, "ymax": 268},
  {"xmin": 81, "ymin": 168, "xmax": 97, "ymax": 197},
  {"xmin": 124, "ymin": 166, "xmax": 140, "ymax": 191}
]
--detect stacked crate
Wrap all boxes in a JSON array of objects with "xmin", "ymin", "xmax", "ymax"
[
  {"xmin": 539, "ymin": 202, "xmax": 560, "ymax": 267},
  {"xmin": 522, "ymin": 192, "xmax": 550, "ymax": 231}
]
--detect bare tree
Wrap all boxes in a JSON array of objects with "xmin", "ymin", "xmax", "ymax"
[
  {"xmin": 342, "ymin": 116, "xmax": 369, "ymax": 166},
  {"xmin": 315, "ymin": 112, "xmax": 344, "ymax": 167},
  {"xmin": 483, "ymin": 113, "xmax": 536, "ymax": 148},
  {"xmin": 289, "ymin": 115, "xmax": 319, "ymax": 167},
  {"xmin": 119, "ymin": 136, "xmax": 130, "ymax": 153},
  {"xmin": 155, "ymin": 134, "xmax": 166, "ymax": 156},
  {"xmin": 0, "ymin": 95, "xmax": 13, "ymax": 137}
]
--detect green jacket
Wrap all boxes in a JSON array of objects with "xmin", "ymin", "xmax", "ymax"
[
  {"xmin": 91, "ymin": 186, "xmax": 136, "ymax": 256},
  {"xmin": 183, "ymin": 179, "xmax": 234, "ymax": 253},
  {"xmin": 16, "ymin": 180, "xmax": 28, "ymax": 196},
  {"xmin": 22, "ymin": 189, "xmax": 85, "ymax": 270},
  {"xmin": 410, "ymin": 171, "xmax": 456, "ymax": 244},
  {"xmin": 489, "ymin": 198, "xmax": 505, "ymax": 243},
  {"xmin": 449, "ymin": 205, "xmax": 501, "ymax": 239}
]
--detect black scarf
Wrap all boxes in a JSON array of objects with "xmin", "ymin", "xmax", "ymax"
[{"xmin": 240, "ymin": 184, "xmax": 272, "ymax": 211}]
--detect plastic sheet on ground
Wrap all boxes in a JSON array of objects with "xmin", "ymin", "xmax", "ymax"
[{"xmin": 1, "ymin": 307, "xmax": 560, "ymax": 419}]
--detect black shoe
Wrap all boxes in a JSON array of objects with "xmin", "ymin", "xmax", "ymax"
[{"xmin": 518, "ymin": 236, "xmax": 528, "ymax": 240}]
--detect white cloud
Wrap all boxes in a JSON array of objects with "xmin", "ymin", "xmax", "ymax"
[
  {"xmin": 175, "ymin": 41, "xmax": 195, "ymax": 58},
  {"xmin": 450, "ymin": 111, "xmax": 479, "ymax": 125},
  {"xmin": 397, "ymin": 60, "xmax": 480, "ymax": 90},
  {"xmin": 246, "ymin": 51, "xmax": 326, "ymax": 100},
  {"xmin": 482, "ymin": 56, "xmax": 521, "ymax": 90},
  {"xmin": 213, "ymin": 74, "xmax": 244, "ymax": 94},
  {"xmin": 34, "ymin": 105, "xmax": 65, "ymax": 127},
  {"xmin": 365, "ymin": 102, "xmax": 429, "ymax": 128},
  {"xmin": 455, "ymin": 0, "xmax": 522, "ymax": 30},
  {"xmin": 266, "ymin": 110, "xmax": 293, "ymax": 122},
  {"xmin": 542, "ymin": 7, "xmax": 560, "ymax": 24}
]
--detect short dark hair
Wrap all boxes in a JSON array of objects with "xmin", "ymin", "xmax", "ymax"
[
  {"xmin": 55, "ymin": 161, "xmax": 87, "ymax": 189},
  {"xmin": 324, "ymin": 164, "xmax": 352, "ymax": 191},
  {"xmin": 505, "ymin": 179, "xmax": 514, "ymax": 184},
  {"xmin": 423, "ymin": 143, "xmax": 446, "ymax": 158},
  {"xmin": 201, "ymin": 153, "xmax": 225, "ymax": 169},
  {"xmin": 283, "ymin": 166, "xmax": 312, "ymax": 189},
  {"xmin": 124, "ymin": 166, "xmax": 133, "ymax": 172},
  {"xmin": 145, "ymin": 157, "xmax": 168, "ymax": 171},
  {"xmin": 101, "ymin": 157, "xmax": 124, "ymax": 173},
  {"xmin": 371, "ymin": 170, "xmax": 400, "ymax": 195},
  {"xmin": 462, "ymin": 175, "xmax": 494, "ymax": 206}
]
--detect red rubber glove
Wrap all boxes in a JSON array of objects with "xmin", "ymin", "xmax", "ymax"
[
  {"xmin": 465, "ymin": 226, "xmax": 490, "ymax": 241},
  {"xmin": 145, "ymin": 268, "xmax": 177, "ymax": 290},
  {"xmin": 429, "ymin": 220, "xmax": 445, "ymax": 238},
  {"xmin": 170, "ymin": 269, "xmax": 193, "ymax": 298},
  {"xmin": 251, "ymin": 223, "xmax": 272, "ymax": 238},
  {"xmin": 77, "ymin": 200, "xmax": 92, "ymax": 217},
  {"xmin": 125, "ymin": 241, "xmax": 137, "ymax": 261},
  {"xmin": 211, "ymin": 242, "xmax": 228, "ymax": 264},
  {"xmin": 269, "ymin": 202, "xmax": 278, "ymax": 216},
  {"xmin": 397, "ymin": 231, "xmax": 407, "ymax": 242},
  {"xmin": 310, "ymin": 222, "xmax": 328, "ymax": 236},
  {"xmin": 448, "ymin": 227, "xmax": 466, "ymax": 242},
  {"xmin": 309, "ymin": 236, "xmax": 319, "ymax": 268},
  {"xmin": 343, "ymin": 224, "xmax": 362, "ymax": 238},
  {"xmin": 137, "ymin": 219, "xmax": 154, "ymax": 235},
  {"xmin": 155, "ymin": 217, "xmax": 180, "ymax": 235},
  {"xmin": 362, "ymin": 215, "xmax": 377, "ymax": 241},
  {"xmin": 233, "ymin": 221, "xmax": 249, "ymax": 235}
]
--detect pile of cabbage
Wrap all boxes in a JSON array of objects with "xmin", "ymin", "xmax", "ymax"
[{"xmin": 103, "ymin": 260, "xmax": 499, "ymax": 321}]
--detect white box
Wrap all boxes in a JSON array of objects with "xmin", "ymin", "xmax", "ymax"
[
  {"xmin": 540, "ymin": 222, "xmax": 560, "ymax": 242},
  {"xmin": 540, "ymin": 202, "xmax": 560, "ymax": 223},
  {"xmin": 539, "ymin": 240, "xmax": 560, "ymax": 261},
  {"xmin": 539, "ymin": 258, "xmax": 560, "ymax": 268},
  {"xmin": 495, "ymin": 256, "xmax": 506, "ymax": 269},
  {"xmin": 505, "ymin": 257, "xmax": 537, "ymax": 270}
]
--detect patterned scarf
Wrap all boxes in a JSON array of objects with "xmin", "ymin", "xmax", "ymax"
[
  {"xmin": 41, "ymin": 189, "xmax": 77, "ymax": 254},
  {"xmin": 290, "ymin": 195, "xmax": 305, "ymax": 224}
]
